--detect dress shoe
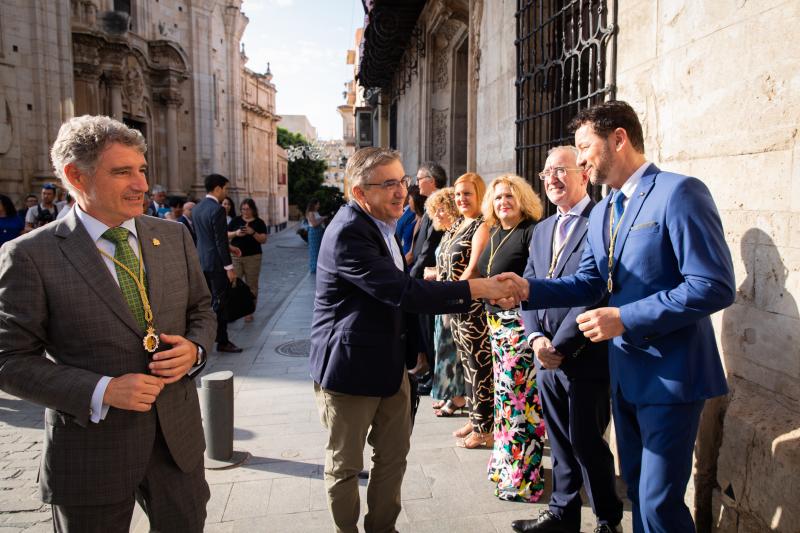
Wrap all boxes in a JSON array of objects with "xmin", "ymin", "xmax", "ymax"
[
  {"xmin": 217, "ymin": 342, "xmax": 243, "ymax": 353},
  {"xmin": 594, "ymin": 524, "xmax": 622, "ymax": 533},
  {"xmin": 511, "ymin": 510, "xmax": 572, "ymax": 533}
]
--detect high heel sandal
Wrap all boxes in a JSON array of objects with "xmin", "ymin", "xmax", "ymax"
[
  {"xmin": 456, "ymin": 431, "xmax": 494, "ymax": 449},
  {"xmin": 434, "ymin": 399, "xmax": 467, "ymax": 417},
  {"xmin": 453, "ymin": 422, "xmax": 472, "ymax": 438},
  {"xmin": 432, "ymin": 400, "xmax": 447, "ymax": 410}
]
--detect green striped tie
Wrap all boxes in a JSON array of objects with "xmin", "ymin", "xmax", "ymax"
[{"xmin": 102, "ymin": 227, "xmax": 148, "ymax": 330}]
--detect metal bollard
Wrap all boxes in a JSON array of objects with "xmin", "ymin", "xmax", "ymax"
[{"xmin": 199, "ymin": 371, "xmax": 234, "ymax": 462}]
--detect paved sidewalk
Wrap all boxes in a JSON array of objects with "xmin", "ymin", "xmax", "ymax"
[{"xmin": 1, "ymin": 223, "xmax": 644, "ymax": 532}]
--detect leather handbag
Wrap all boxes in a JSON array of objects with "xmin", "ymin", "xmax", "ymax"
[{"xmin": 223, "ymin": 279, "xmax": 256, "ymax": 322}]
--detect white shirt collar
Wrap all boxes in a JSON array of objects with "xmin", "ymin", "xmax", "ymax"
[
  {"xmin": 366, "ymin": 212, "xmax": 397, "ymax": 236},
  {"xmin": 205, "ymin": 194, "xmax": 219, "ymax": 203},
  {"xmin": 74, "ymin": 204, "xmax": 138, "ymax": 243},
  {"xmin": 618, "ymin": 161, "xmax": 651, "ymax": 199},
  {"xmin": 557, "ymin": 194, "xmax": 591, "ymax": 217}
]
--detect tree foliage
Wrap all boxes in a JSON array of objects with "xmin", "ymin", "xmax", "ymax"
[{"xmin": 278, "ymin": 127, "xmax": 325, "ymax": 211}]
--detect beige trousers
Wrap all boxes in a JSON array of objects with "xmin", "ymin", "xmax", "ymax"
[
  {"xmin": 314, "ymin": 373, "xmax": 411, "ymax": 533},
  {"xmin": 232, "ymin": 253, "xmax": 262, "ymax": 297}
]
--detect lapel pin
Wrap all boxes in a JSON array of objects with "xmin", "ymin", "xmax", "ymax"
[{"xmin": 152, "ymin": 238, "xmax": 161, "ymax": 246}]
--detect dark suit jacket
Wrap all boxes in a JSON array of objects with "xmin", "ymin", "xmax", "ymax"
[
  {"xmin": 310, "ymin": 201, "xmax": 471, "ymax": 397},
  {"xmin": 524, "ymin": 165, "xmax": 735, "ymax": 404},
  {"xmin": 0, "ymin": 211, "xmax": 215, "ymax": 505},
  {"xmin": 193, "ymin": 196, "xmax": 231, "ymax": 273},
  {"xmin": 521, "ymin": 200, "xmax": 608, "ymax": 380},
  {"xmin": 409, "ymin": 212, "xmax": 443, "ymax": 278},
  {"xmin": 177, "ymin": 214, "xmax": 196, "ymax": 244}
]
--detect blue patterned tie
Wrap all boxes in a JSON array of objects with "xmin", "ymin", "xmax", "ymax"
[{"xmin": 612, "ymin": 191, "xmax": 626, "ymax": 233}]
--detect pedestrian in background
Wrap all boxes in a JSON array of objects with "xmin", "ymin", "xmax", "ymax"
[
  {"xmin": 0, "ymin": 194, "xmax": 24, "ymax": 247},
  {"xmin": 23, "ymin": 183, "xmax": 59, "ymax": 233},
  {"xmin": 229, "ymin": 198, "xmax": 268, "ymax": 323},
  {"xmin": 221, "ymin": 196, "xmax": 236, "ymax": 226},
  {"xmin": 478, "ymin": 174, "xmax": 546, "ymax": 502},
  {"xmin": 194, "ymin": 174, "xmax": 242, "ymax": 354},
  {"xmin": 305, "ymin": 199, "xmax": 326, "ymax": 273}
]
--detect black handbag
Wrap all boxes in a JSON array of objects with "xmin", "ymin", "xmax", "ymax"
[{"xmin": 222, "ymin": 279, "xmax": 256, "ymax": 322}]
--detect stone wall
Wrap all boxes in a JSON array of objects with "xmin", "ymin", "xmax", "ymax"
[
  {"xmin": 615, "ymin": 1, "xmax": 800, "ymax": 531},
  {"xmin": 0, "ymin": 0, "xmax": 74, "ymax": 197},
  {"xmin": 474, "ymin": 0, "xmax": 516, "ymax": 181}
]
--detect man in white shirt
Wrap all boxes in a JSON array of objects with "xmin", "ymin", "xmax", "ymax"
[{"xmin": 0, "ymin": 115, "xmax": 214, "ymax": 532}]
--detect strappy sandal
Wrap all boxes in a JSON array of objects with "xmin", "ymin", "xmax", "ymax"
[
  {"xmin": 456, "ymin": 431, "xmax": 494, "ymax": 449},
  {"xmin": 431, "ymin": 400, "xmax": 447, "ymax": 410},
  {"xmin": 434, "ymin": 398, "xmax": 467, "ymax": 417},
  {"xmin": 453, "ymin": 422, "xmax": 472, "ymax": 438}
]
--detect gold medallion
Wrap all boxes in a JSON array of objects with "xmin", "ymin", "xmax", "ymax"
[
  {"xmin": 607, "ymin": 277, "xmax": 613, "ymax": 293},
  {"xmin": 143, "ymin": 326, "xmax": 160, "ymax": 353}
]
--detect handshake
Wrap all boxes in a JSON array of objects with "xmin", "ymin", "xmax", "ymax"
[{"xmin": 468, "ymin": 272, "xmax": 529, "ymax": 308}]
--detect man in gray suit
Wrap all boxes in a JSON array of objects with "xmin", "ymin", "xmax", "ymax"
[{"xmin": 0, "ymin": 115, "xmax": 214, "ymax": 532}]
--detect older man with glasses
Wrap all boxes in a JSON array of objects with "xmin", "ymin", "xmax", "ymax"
[{"xmin": 310, "ymin": 147, "xmax": 526, "ymax": 533}]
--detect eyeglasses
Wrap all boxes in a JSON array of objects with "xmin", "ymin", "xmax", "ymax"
[
  {"xmin": 363, "ymin": 176, "xmax": 410, "ymax": 191},
  {"xmin": 538, "ymin": 167, "xmax": 582, "ymax": 180}
]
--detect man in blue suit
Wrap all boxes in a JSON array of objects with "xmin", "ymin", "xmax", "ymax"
[
  {"xmin": 310, "ymin": 147, "xmax": 522, "ymax": 533},
  {"xmin": 501, "ymin": 101, "xmax": 735, "ymax": 532},
  {"xmin": 512, "ymin": 146, "xmax": 622, "ymax": 533}
]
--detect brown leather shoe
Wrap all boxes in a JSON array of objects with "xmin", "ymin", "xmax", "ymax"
[{"xmin": 217, "ymin": 342, "xmax": 243, "ymax": 353}]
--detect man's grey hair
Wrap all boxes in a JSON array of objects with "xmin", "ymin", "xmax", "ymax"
[
  {"xmin": 151, "ymin": 184, "xmax": 166, "ymax": 194},
  {"xmin": 417, "ymin": 161, "xmax": 447, "ymax": 189},
  {"xmin": 546, "ymin": 145, "xmax": 579, "ymax": 160},
  {"xmin": 347, "ymin": 147, "xmax": 403, "ymax": 195},
  {"xmin": 50, "ymin": 115, "xmax": 146, "ymax": 197}
]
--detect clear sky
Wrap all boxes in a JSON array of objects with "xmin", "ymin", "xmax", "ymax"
[{"xmin": 240, "ymin": 0, "xmax": 364, "ymax": 140}]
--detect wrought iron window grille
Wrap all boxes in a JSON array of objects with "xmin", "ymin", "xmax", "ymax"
[{"xmin": 515, "ymin": 0, "xmax": 618, "ymax": 215}]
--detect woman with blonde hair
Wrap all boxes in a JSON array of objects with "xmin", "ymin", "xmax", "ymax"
[
  {"xmin": 422, "ymin": 188, "xmax": 467, "ymax": 415},
  {"xmin": 476, "ymin": 173, "xmax": 546, "ymax": 502},
  {"xmin": 440, "ymin": 173, "xmax": 496, "ymax": 448}
]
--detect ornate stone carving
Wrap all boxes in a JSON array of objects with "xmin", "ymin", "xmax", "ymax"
[
  {"xmin": 471, "ymin": 0, "xmax": 484, "ymax": 87},
  {"xmin": 434, "ymin": 19, "xmax": 461, "ymax": 92},
  {"xmin": 122, "ymin": 55, "xmax": 146, "ymax": 117},
  {"xmin": 432, "ymin": 108, "xmax": 448, "ymax": 161}
]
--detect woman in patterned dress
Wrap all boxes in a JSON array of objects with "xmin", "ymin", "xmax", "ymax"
[
  {"xmin": 477, "ymin": 174, "xmax": 546, "ymax": 502},
  {"xmin": 422, "ymin": 188, "xmax": 467, "ymax": 412},
  {"xmin": 441, "ymin": 173, "xmax": 496, "ymax": 448}
]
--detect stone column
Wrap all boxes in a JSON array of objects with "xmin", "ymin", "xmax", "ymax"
[
  {"xmin": 107, "ymin": 71, "xmax": 124, "ymax": 120},
  {"xmin": 162, "ymin": 91, "xmax": 183, "ymax": 194},
  {"xmin": 467, "ymin": 0, "xmax": 484, "ymax": 172}
]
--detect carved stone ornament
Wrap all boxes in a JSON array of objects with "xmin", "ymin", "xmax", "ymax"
[
  {"xmin": 434, "ymin": 20, "xmax": 461, "ymax": 91},
  {"xmin": 123, "ymin": 55, "xmax": 146, "ymax": 117},
  {"xmin": 432, "ymin": 108, "xmax": 448, "ymax": 161},
  {"xmin": 471, "ymin": 0, "xmax": 484, "ymax": 87}
]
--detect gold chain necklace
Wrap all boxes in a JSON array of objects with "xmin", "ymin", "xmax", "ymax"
[
  {"xmin": 97, "ymin": 239, "xmax": 160, "ymax": 353},
  {"xmin": 486, "ymin": 222, "xmax": 520, "ymax": 276}
]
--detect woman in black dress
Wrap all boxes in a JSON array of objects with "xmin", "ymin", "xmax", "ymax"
[
  {"xmin": 477, "ymin": 174, "xmax": 546, "ymax": 502},
  {"xmin": 228, "ymin": 198, "xmax": 268, "ymax": 322}
]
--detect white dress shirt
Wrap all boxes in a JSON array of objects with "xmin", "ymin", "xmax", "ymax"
[
  {"xmin": 366, "ymin": 213, "xmax": 404, "ymax": 271},
  {"xmin": 75, "ymin": 206, "xmax": 142, "ymax": 423}
]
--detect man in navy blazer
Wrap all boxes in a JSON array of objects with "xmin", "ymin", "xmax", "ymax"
[
  {"xmin": 512, "ymin": 146, "xmax": 622, "ymax": 533},
  {"xmin": 310, "ymin": 147, "xmax": 523, "ymax": 533},
  {"xmin": 501, "ymin": 101, "xmax": 735, "ymax": 533},
  {"xmin": 192, "ymin": 174, "xmax": 241, "ymax": 353}
]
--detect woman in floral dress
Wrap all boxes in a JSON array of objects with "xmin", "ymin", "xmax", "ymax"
[{"xmin": 477, "ymin": 174, "xmax": 545, "ymax": 502}]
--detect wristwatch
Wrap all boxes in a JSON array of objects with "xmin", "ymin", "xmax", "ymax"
[{"xmin": 195, "ymin": 344, "xmax": 206, "ymax": 366}]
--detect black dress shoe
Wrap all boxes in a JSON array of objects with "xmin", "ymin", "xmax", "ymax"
[
  {"xmin": 511, "ymin": 510, "xmax": 572, "ymax": 533},
  {"xmin": 217, "ymin": 342, "xmax": 243, "ymax": 353},
  {"xmin": 594, "ymin": 524, "xmax": 622, "ymax": 533}
]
